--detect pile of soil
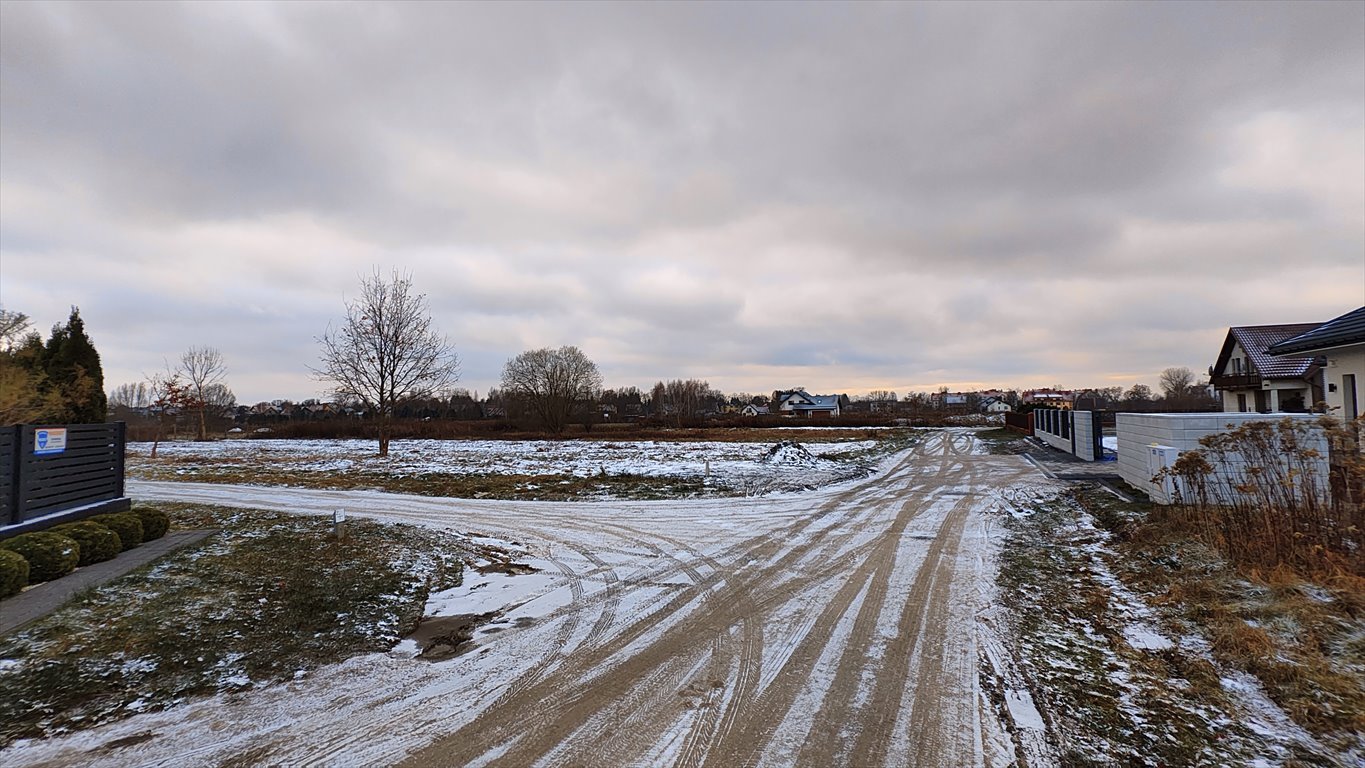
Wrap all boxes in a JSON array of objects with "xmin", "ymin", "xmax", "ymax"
[{"xmin": 759, "ymin": 440, "xmax": 824, "ymax": 467}]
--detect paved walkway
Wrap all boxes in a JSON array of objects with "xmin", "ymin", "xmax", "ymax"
[{"xmin": 0, "ymin": 529, "xmax": 216, "ymax": 636}]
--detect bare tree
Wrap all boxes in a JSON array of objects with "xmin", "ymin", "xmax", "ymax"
[
  {"xmin": 0, "ymin": 307, "xmax": 31, "ymax": 352},
  {"xmin": 1124, "ymin": 383, "xmax": 1154, "ymax": 403},
  {"xmin": 174, "ymin": 346, "xmax": 228, "ymax": 441},
  {"xmin": 147, "ymin": 372, "xmax": 186, "ymax": 458},
  {"xmin": 1159, "ymin": 366, "xmax": 1197, "ymax": 400},
  {"xmin": 653, "ymin": 379, "xmax": 712, "ymax": 425},
  {"xmin": 315, "ymin": 269, "xmax": 459, "ymax": 456},
  {"xmin": 108, "ymin": 381, "xmax": 151, "ymax": 411},
  {"xmin": 861, "ymin": 390, "xmax": 898, "ymax": 402},
  {"xmin": 501, "ymin": 346, "xmax": 602, "ymax": 434}
]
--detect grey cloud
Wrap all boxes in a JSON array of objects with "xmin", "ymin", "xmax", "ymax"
[{"xmin": 2, "ymin": 2, "xmax": 1361, "ymax": 401}]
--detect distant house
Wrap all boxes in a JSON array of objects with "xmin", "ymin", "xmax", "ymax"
[
  {"xmin": 774, "ymin": 390, "xmax": 849, "ymax": 418},
  {"xmin": 1267, "ymin": 306, "xmax": 1365, "ymax": 420},
  {"xmin": 1021, "ymin": 388, "xmax": 1074, "ymax": 409},
  {"xmin": 1210, "ymin": 323, "xmax": 1324, "ymax": 413},
  {"xmin": 740, "ymin": 404, "xmax": 770, "ymax": 417},
  {"xmin": 980, "ymin": 396, "xmax": 1012, "ymax": 414}
]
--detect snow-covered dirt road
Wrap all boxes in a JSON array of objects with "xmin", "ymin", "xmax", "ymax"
[{"xmin": 15, "ymin": 430, "xmax": 1047, "ymax": 768}]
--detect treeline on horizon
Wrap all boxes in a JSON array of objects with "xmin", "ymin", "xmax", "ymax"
[{"xmin": 1, "ymin": 304, "xmax": 1217, "ymax": 438}]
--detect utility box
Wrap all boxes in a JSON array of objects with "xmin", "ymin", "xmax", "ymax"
[{"xmin": 1146, "ymin": 444, "xmax": 1180, "ymax": 504}]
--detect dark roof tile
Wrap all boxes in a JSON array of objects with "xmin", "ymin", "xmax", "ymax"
[
  {"xmin": 1267, "ymin": 306, "xmax": 1365, "ymax": 356},
  {"xmin": 1227, "ymin": 324, "xmax": 1322, "ymax": 378}
]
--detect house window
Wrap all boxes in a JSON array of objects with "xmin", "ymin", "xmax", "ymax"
[
  {"xmin": 1237, "ymin": 393, "xmax": 1248, "ymax": 412},
  {"xmin": 1345, "ymin": 374, "xmax": 1359, "ymax": 421}
]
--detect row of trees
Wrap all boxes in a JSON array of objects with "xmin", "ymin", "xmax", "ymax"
[
  {"xmin": 107, "ymin": 347, "xmax": 237, "ymax": 445},
  {"xmin": 4, "ymin": 275, "xmax": 1220, "ymax": 458}
]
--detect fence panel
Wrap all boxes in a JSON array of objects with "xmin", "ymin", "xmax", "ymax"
[{"xmin": 4, "ymin": 423, "xmax": 127, "ymax": 527}]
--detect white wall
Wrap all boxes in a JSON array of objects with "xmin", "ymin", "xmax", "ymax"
[
  {"xmin": 1073, "ymin": 413, "xmax": 1096, "ymax": 461},
  {"xmin": 1116, "ymin": 413, "xmax": 1326, "ymax": 504},
  {"xmin": 1035, "ymin": 410, "xmax": 1099, "ymax": 461},
  {"xmin": 1036, "ymin": 424, "xmax": 1071, "ymax": 454},
  {"xmin": 1322, "ymin": 347, "xmax": 1365, "ymax": 419}
]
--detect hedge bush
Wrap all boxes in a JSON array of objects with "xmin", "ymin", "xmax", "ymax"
[
  {"xmin": 0, "ymin": 548, "xmax": 28, "ymax": 597},
  {"xmin": 51, "ymin": 522, "xmax": 122, "ymax": 566},
  {"xmin": 90, "ymin": 513, "xmax": 143, "ymax": 552},
  {"xmin": 134, "ymin": 508, "xmax": 170, "ymax": 541},
  {"xmin": 0, "ymin": 532, "xmax": 80, "ymax": 583}
]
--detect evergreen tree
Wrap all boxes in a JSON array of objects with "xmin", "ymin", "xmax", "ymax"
[{"xmin": 41, "ymin": 308, "xmax": 107, "ymax": 423}]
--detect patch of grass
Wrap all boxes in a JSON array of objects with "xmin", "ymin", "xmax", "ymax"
[
  {"xmin": 131, "ymin": 467, "xmax": 720, "ymax": 501},
  {"xmin": 997, "ymin": 489, "xmax": 1270, "ymax": 766},
  {"xmin": 0, "ymin": 503, "xmax": 464, "ymax": 747},
  {"xmin": 1072, "ymin": 487, "xmax": 1365, "ymax": 755},
  {"xmin": 974, "ymin": 428, "xmax": 1030, "ymax": 455}
]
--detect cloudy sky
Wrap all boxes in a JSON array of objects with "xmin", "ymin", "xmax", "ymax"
[{"xmin": 2, "ymin": 2, "xmax": 1362, "ymax": 404}]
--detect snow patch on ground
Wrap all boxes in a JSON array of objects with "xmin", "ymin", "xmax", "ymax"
[{"xmin": 424, "ymin": 562, "xmax": 561, "ymax": 621}]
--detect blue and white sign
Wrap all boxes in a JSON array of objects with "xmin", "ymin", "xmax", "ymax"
[{"xmin": 34, "ymin": 428, "xmax": 68, "ymax": 456}]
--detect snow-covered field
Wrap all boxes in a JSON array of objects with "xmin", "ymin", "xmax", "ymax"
[
  {"xmin": 131, "ymin": 437, "xmax": 872, "ymax": 474},
  {"xmin": 127, "ymin": 437, "xmax": 882, "ymax": 496}
]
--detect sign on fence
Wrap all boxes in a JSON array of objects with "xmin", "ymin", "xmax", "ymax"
[{"xmin": 34, "ymin": 428, "xmax": 68, "ymax": 456}]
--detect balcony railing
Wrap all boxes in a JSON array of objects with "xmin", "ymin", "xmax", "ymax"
[{"xmin": 1210, "ymin": 374, "xmax": 1260, "ymax": 390}]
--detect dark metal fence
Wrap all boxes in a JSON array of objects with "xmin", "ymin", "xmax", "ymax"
[
  {"xmin": 1004, "ymin": 412, "xmax": 1033, "ymax": 435},
  {"xmin": 1, "ymin": 423, "xmax": 129, "ymax": 537}
]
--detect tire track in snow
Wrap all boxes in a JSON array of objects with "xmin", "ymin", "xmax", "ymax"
[
  {"xmin": 63, "ymin": 433, "xmax": 1026, "ymax": 768},
  {"xmin": 398, "ymin": 455, "xmax": 926, "ymax": 766}
]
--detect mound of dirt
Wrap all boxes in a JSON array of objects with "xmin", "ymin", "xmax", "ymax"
[{"xmin": 759, "ymin": 440, "xmax": 824, "ymax": 467}]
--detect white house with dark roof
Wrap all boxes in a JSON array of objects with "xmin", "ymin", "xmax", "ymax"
[
  {"xmin": 774, "ymin": 390, "xmax": 849, "ymax": 418},
  {"xmin": 980, "ymin": 396, "xmax": 1012, "ymax": 414},
  {"xmin": 1210, "ymin": 323, "xmax": 1324, "ymax": 413},
  {"xmin": 1268, "ymin": 306, "xmax": 1365, "ymax": 421}
]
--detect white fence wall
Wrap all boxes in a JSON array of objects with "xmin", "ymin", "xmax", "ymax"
[
  {"xmin": 1073, "ymin": 414, "xmax": 1097, "ymax": 461},
  {"xmin": 1036, "ymin": 424, "xmax": 1072, "ymax": 454},
  {"xmin": 1115, "ymin": 413, "xmax": 1326, "ymax": 504},
  {"xmin": 1034, "ymin": 409, "xmax": 1101, "ymax": 461}
]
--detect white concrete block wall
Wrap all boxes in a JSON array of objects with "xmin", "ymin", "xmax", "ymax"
[
  {"xmin": 1035, "ymin": 410, "xmax": 1099, "ymax": 461},
  {"xmin": 1074, "ymin": 414, "xmax": 1095, "ymax": 461},
  {"xmin": 1116, "ymin": 413, "xmax": 1326, "ymax": 504},
  {"xmin": 1037, "ymin": 427, "xmax": 1071, "ymax": 454}
]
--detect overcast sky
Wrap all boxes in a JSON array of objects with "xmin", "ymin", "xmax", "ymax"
[{"xmin": 2, "ymin": 1, "xmax": 1362, "ymax": 404}]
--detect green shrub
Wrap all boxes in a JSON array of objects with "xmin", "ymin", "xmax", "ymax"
[
  {"xmin": 0, "ymin": 532, "xmax": 80, "ymax": 583},
  {"xmin": 51, "ymin": 522, "xmax": 122, "ymax": 566},
  {"xmin": 133, "ymin": 508, "xmax": 170, "ymax": 541},
  {"xmin": 0, "ymin": 548, "xmax": 29, "ymax": 597},
  {"xmin": 90, "ymin": 513, "xmax": 143, "ymax": 551}
]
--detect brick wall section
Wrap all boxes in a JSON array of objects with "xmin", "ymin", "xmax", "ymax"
[{"xmin": 1116, "ymin": 413, "xmax": 1326, "ymax": 504}]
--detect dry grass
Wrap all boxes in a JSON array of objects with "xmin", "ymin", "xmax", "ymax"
[
  {"xmin": 0, "ymin": 503, "xmax": 465, "ymax": 746},
  {"xmin": 1075, "ymin": 487, "xmax": 1365, "ymax": 751}
]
